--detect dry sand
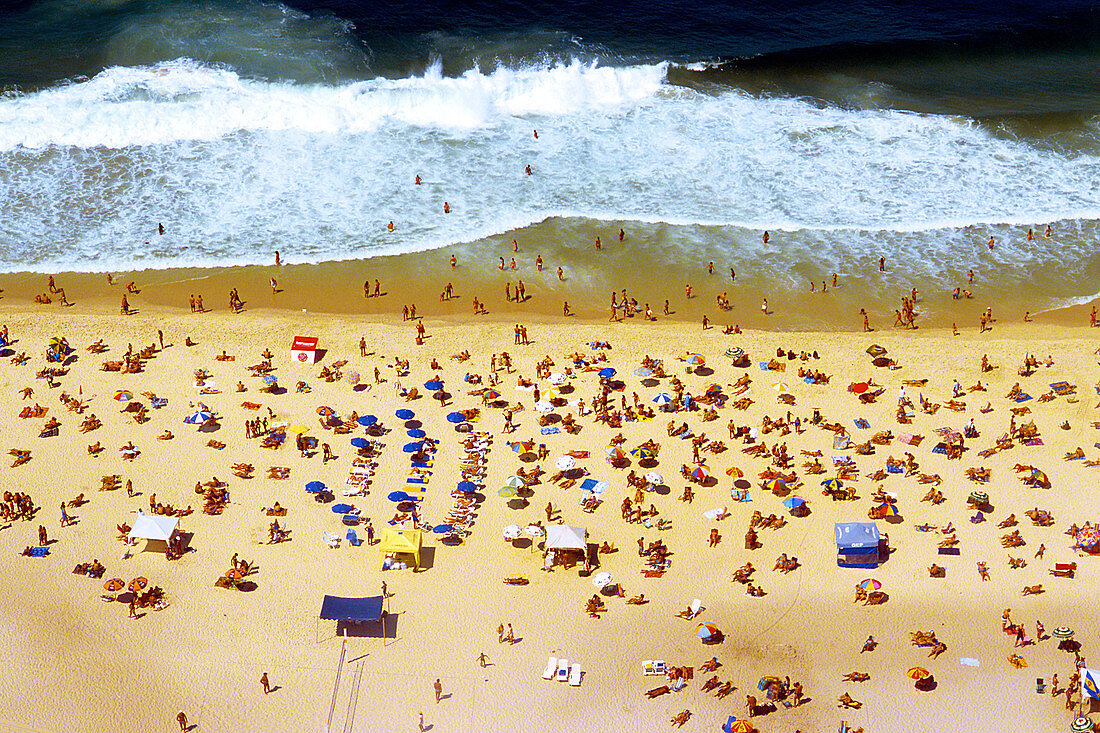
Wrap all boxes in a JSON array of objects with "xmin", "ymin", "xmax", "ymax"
[{"xmin": 0, "ymin": 285, "xmax": 1097, "ymax": 733}]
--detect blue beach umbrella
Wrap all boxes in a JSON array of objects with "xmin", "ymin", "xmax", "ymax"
[
  {"xmin": 262, "ymin": 374, "xmax": 277, "ymax": 385},
  {"xmin": 633, "ymin": 367, "xmax": 653, "ymax": 377},
  {"xmin": 403, "ymin": 442, "xmax": 423, "ymax": 453},
  {"xmin": 457, "ymin": 481, "xmax": 477, "ymax": 493},
  {"xmin": 598, "ymin": 367, "xmax": 616, "ymax": 379},
  {"xmin": 407, "ymin": 429, "xmax": 426, "ymax": 438},
  {"xmin": 783, "ymin": 496, "xmax": 805, "ymax": 510},
  {"xmin": 305, "ymin": 481, "xmax": 326, "ymax": 493},
  {"xmin": 653, "ymin": 393, "xmax": 672, "ymax": 405},
  {"xmin": 396, "ymin": 409, "xmax": 414, "ymax": 420},
  {"xmin": 433, "ymin": 524, "xmax": 452, "ymax": 534},
  {"xmin": 446, "ymin": 411, "xmax": 465, "ymax": 423},
  {"xmin": 350, "ymin": 437, "xmax": 369, "ymax": 448},
  {"xmin": 424, "ymin": 380, "xmax": 443, "ymax": 391},
  {"xmin": 184, "ymin": 410, "xmax": 212, "ymax": 424},
  {"xmin": 388, "ymin": 491, "xmax": 410, "ymax": 502},
  {"xmin": 357, "ymin": 415, "xmax": 377, "ymax": 427},
  {"xmin": 331, "ymin": 503, "xmax": 354, "ymax": 514}
]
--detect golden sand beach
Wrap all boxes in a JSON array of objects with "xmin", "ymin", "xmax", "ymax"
[{"xmin": 0, "ymin": 269, "xmax": 1098, "ymax": 733}]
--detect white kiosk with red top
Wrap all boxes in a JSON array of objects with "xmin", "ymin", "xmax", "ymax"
[{"xmin": 291, "ymin": 336, "xmax": 319, "ymax": 364}]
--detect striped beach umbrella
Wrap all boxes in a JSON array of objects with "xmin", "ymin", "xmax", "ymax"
[
  {"xmin": 690, "ymin": 466, "xmax": 710, "ymax": 482},
  {"xmin": 344, "ymin": 370, "xmax": 360, "ymax": 385},
  {"xmin": 726, "ymin": 467, "xmax": 744, "ymax": 477},
  {"xmin": 685, "ymin": 354, "xmax": 705, "ymax": 365},
  {"xmin": 1052, "ymin": 627, "xmax": 1074, "ymax": 638},
  {"xmin": 503, "ymin": 475, "xmax": 526, "ymax": 489},
  {"xmin": 128, "ymin": 577, "xmax": 148, "ymax": 593},
  {"xmin": 1072, "ymin": 717, "xmax": 1094, "ymax": 733},
  {"xmin": 858, "ymin": 578, "xmax": 882, "ymax": 591},
  {"xmin": 630, "ymin": 445, "xmax": 655, "ymax": 460},
  {"xmin": 695, "ymin": 622, "xmax": 720, "ymax": 639},
  {"xmin": 876, "ymin": 503, "xmax": 900, "ymax": 517},
  {"xmin": 606, "ymin": 446, "xmax": 627, "ymax": 461},
  {"xmin": 103, "ymin": 578, "xmax": 125, "ymax": 592},
  {"xmin": 113, "ymin": 390, "xmax": 132, "ymax": 402},
  {"xmin": 633, "ymin": 367, "xmax": 654, "ymax": 378},
  {"xmin": 482, "ymin": 389, "xmax": 501, "ymax": 401},
  {"xmin": 653, "ymin": 393, "xmax": 673, "ymax": 405},
  {"xmin": 906, "ymin": 667, "xmax": 930, "ymax": 680},
  {"xmin": 498, "ymin": 486, "xmax": 518, "ymax": 498}
]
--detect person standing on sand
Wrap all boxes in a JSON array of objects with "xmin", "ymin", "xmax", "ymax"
[
  {"xmin": 760, "ymin": 298, "xmax": 768, "ymax": 315},
  {"xmin": 196, "ymin": 295, "xmax": 204, "ymax": 312},
  {"xmin": 762, "ymin": 231, "xmax": 769, "ymax": 244},
  {"xmin": 556, "ymin": 267, "xmax": 564, "ymax": 281},
  {"xmin": 419, "ymin": 711, "xmax": 425, "ymax": 732},
  {"xmin": 434, "ymin": 678, "xmax": 442, "ymax": 703},
  {"xmin": 506, "ymin": 624, "xmax": 515, "ymax": 644},
  {"xmin": 261, "ymin": 671, "xmax": 270, "ymax": 694},
  {"xmin": 861, "ymin": 309, "xmax": 871, "ymax": 332},
  {"xmin": 176, "ymin": 711, "xmax": 188, "ymax": 730},
  {"xmin": 478, "ymin": 652, "xmax": 489, "ymax": 667},
  {"xmin": 498, "ymin": 623, "xmax": 505, "ymax": 643},
  {"xmin": 879, "ymin": 257, "xmax": 885, "ymax": 271},
  {"xmin": 360, "ymin": 337, "xmax": 367, "ymax": 357}
]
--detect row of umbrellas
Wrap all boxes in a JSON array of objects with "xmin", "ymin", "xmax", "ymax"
[{"xmin": 103, "ymin": 577, "xmax": 147, "ymax": 593}]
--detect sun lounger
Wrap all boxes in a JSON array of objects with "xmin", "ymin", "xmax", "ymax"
[
  {"xmin": 670, "ymin": 676, "xmax": 686, "ymax": 692},
  {"xmin": 346, "ymin": 529, "xmax": 361, "ymax": 546},
  {"xmin": 322, "ymin": 531, "xmax": 340, "ymax": 549},
  {"xmin": 542, "ymin": 657, "xmax": 558, "ymax": 680},
  {"xmin": 687, "ymin": 598, "xmax": 702, "ymax": 619},
  {"xmin": 556, "ymin": 658, "xmax": 569, "ymax": 681},
  {"xmin": 569, "ymin": 663, "xmax": 582, "ymax": 686},
  {"xmin": 643, "ymin": 660, "xmax": 657, "ymax": 675},
  {"xmin": 654, "ymin": 660, "xmax": 667, "ymax": 675}
]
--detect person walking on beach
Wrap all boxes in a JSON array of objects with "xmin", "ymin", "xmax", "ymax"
[
  {"xmin": 434, "ymin": 678, "xmax": 443, "ymax": 703},
  {"xmin": 418, "ymin": 711, "xmax": 425, "ymax": 732},
  {"xmin": 478, "ymin": 652, "xmax": 489, "ymax": 667},
  {"xmin": 506, "ymin": 624, "xmax": 515, "ymax": 644},
  {"xmin": 176, "ymin": 711, "xmax": 188, "ymax": 731},
  {"xmin": 261, "ymin": 671, "xmax": 270, "ymax": 694}
]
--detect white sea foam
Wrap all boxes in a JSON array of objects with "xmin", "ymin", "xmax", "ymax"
[{"xmin": 1, "ymin": 58, "xmax": 1100, "ymax": 274}]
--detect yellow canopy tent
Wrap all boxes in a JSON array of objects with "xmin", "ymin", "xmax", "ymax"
[{"xmin": 378, "ymin": 527, "xmax": 422, "ymax": 569}]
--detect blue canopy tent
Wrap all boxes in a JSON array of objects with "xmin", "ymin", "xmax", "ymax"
[
  {"xmin": 834, "ymin": 521, "xmax": 881, "ymax": 568},
  {"xmin": 319, "ymin": 594, "xmax": 386, "ymax": 640}
]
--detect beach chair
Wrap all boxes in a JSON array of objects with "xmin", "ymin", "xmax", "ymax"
[
  {"xmin": 569, "ymin": 663, "xmax": 582, "ymax": 686},
  {"xmin": 322, "ymin": 531, "xmax": 340, "ymax": 549},
  {"xmin": 687, "ymin": 598, "xmax": 702, "ymax": 619},
  {"xmin": 643, "ymin": 660, "xmax": 657, "ymax": 675},
  {"xmin": 346, "ymin": 529, "xmax": 361, "ymax": 546},
  {"xmin": 653, "ymin": 660, "xmax": 667, "ymax": 675},
  {"xmin": 542, "ymin": 657, "xmax": 558, "ymax": 680},
  {"xmin": 556, "ymin": 658, "xmax": 569, "ymax": 681}
]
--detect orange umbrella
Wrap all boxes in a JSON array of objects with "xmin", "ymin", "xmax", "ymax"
[
  {"xmin": 103, "ymin": 578, "xmax": 125, "ymax": 592},
  {"xmin": 224, "ymin": 568, "xmax": 244, "ymax": 582},
  {"xmin": 128, "ymin": 577, "xmax": 148, "ymax": 593},
  {"xmin": 907, "ymin": 667, "xmax": 930, "ymax": 680}
]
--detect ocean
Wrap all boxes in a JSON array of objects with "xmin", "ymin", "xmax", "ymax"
[{"xmin": 2, "ymin": 0, "xmax": 1100, "ymax": 316}]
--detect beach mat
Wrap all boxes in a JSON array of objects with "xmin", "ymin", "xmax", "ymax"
[
  {"xmin": 854, "ymin": 419, "xmax": 870, "ymax": 429},
  {"xmin": 937, "ymin": 547, "xmax": 960, "ymax": 556},
  {"xmin": 540, "ymin": 427, "xmax": 560, "ymax": 435}
]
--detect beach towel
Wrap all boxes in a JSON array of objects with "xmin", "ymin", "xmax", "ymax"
[
  {"xmin": 886, "ymin": 465, "xmax": 903, "ymax": 474},
  {"xmin": 151, "ymin": 398, "xmax": 168, "ymax": 408},
  {"xmin": 833, "ymin": 436, "xmax": 850, "ymax": 449},
  {"xmin": 1014, "ymin": 394, "xmax": 1032, "ymax": 403},
  {"xmin": 568, "ymin": 450, "xmax": 590, "ymax": 458},
  {"xmin": 937, "ymin": 547, "xmax": 960, "ymax": 556},
  {"xmin": 854, "ymin": 419, "xmax": 870, "ymax": 429},
  {"xmin": 804, "ymin": 377, "xmax": 815, "ymax": 384},
  {"xmin": 411, "ymin": 462, "xmax": 433, "ymax": 468},
  {"xmin": 931, "ymin": 443, "xmax": 948, "ymax": 455},
  {"xmin": 759, "ymin": 363, "xmax": 770, "ymax": 371},
  {"xmin": 540, "ymin": 426, "xmax": 560, "ymax": 435},
  {"xmin": 1024, "ymin": 438, "xmax": 1043, "ymax": 446},
  {"xmin": 406, "ymin": 478, "xmax": 426, "ymax": 484},
  {"xmin": 959, "ymin": 658, "xmax": 980, "ymax": 667},
  {"xmin": 1050, "ymin": 381, "xmax": 1075, "ymax": 395},
  {"xmin": 898, "ymin": 433, "xmax": 923, "ymax": 446},
  {"xmin": 25, "ymin": 546, "xmax": 48, "ymax": 557}
]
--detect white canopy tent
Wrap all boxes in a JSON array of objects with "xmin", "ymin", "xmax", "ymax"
[
  {"xmin": 129, "ymin": 513, "xmax": 179, "ymax": 543},
  {"xmin": 545, "ymin": 525, "xmax": 587, "ymax": 551}
]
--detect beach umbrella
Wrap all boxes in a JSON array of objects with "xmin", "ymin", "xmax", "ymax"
[
  {"xmin": 783, "ymin": 496, "xmax": 805, "ymax": 510},
  {"xmin": 906, "ymin": 667, "xmax": 930, "ymax": 681},
  {"xmin": 534, "ymin": 400, "xmax": 553, "ymax": 413},
  {"xmin": 345, "ymin": 370, "xmax": 360, "ymax": 385},
  {"xmin": 1072, "ymin": 717, "xmax": 1094, "ymax": 733},
  {"xmin": 850, "ymin": 382, "xmax": 869, "ymax": 394},
  {"xmin": 498, "ymin": 486, "xmax": 518, "ymax": 498},
  {"xmin": 821, "ymin": 478, "xmax": 843, "ymax": 491},
  {"xmin": 103, "ymin": 578, "xmax": 125, "ymax": 592},
  {"xmin": 128, "ymin": 577, "xmax": 148, "ymax": 593},
  {"xmin": 113, "ymin": 389, "xmax": 133, "ymax": 402},
  {"xmin": 858, "ymin": 578, "xmax": 882, "ymax": 591},
  {"xmin": 446, "ymin": 411, "xmax": 465, "ymax": 423},
  {"xmin": 433, "ymin": 524, "xmax": 452, "ymax": 534},
  {"xmin": 968, "ymin": 490, "xmax": 989, "ymax": 504},
  {"xmin": 543, "ymin": 387, "xmax": 561, "ymax": 401},
  {"xmin": 424, "ymin": 379, "xmax": 443, "ymax": 391},
  {"xmin": 726, "ymin": 467, "xmax": 744, "ymax": 478},
  {"xmin": 598, "ymin": 367, "xmax": 616, "ymax": 379},
  {"xmin": 634, "ymin": 367, "xmax": 654, "ymax": 378},
  {"xmin": 407, "ymin": 429, "xmax": 426, "ymax": 438},
  {"xmin": 357, "ymin": 415, "xmax": 377, "ymax": 427},
  {"xmin": 402, "ymin": 442, "xmax": 424, "ymax": 453},
  {"xmin": 331, "ymin": 503, "xmax": 353, "ymax": 514},
  {"xmin": 456, "ymin": 481, "xmax": 477, "ymax": 493},
  {"xmin": 511, "ymin": 440, "xmax": 535, "ymax": 453},
  {"xmin": 316, "ymin": 406, "xmax": 335, "ymax": 417},
  {"xmin": 395, "ymin": 409, "xmax": 414, "ymax": 420},
  {"xmin": 592, "ymin": 572, "xmax": 613, "ymax": 588},
  {"xmin": 866, "ymin": 344, "xmax": 887, "ymax": 357},
  {"xmin": 350, "ymin": 437, "xmax": 368, "ymax": 448},
  {"xmin": 606, "ymin": 446, "xmax": 627, "ymax": 461},
  {"xmin": 224, "ymin": 568, "xmax": 244, "ymax": 582},
  {"xmin": 184, "ymin": 409, "xmax": 213, "ymax": 424},
  {"xmin": 305, "ymin": 481, "xmax": 326, "ymax": 493},
  {"xmin": 704, "ymin": 383, "xmax": 723, "ymax": 394},
  {"xmin": 503, "ymin": 475, "xmax": 526, "ymax": 489},
  {"xmin": 726, "ymin": 347, "xmax": 744, "ymax": 360},
  {"xmin": 503, "ymin": 524, "xmax": 522, "ymax": 540},
  {"xmin": 653, "ymin": 393, "xmax": 673, "ymax": 406},
  {"xmin": 690, "ymin": 466, "xmax": 710, "ymax": 482},
  {"xmin": 482, "ymin": 389, "xmax": 501, "ymax": 401},
  {"xmin": 764, "ymin": 478, "xmax": 787, "ymax": 492},
  {"xmin": 631, "ymin": 446, "xmax": 656, "ymax": 460},
  {"xmin": 686, "ymin": 354, "xmax": 705, "ymax": 366},
  {"xmin": 758, "ymin": 676, "xmax": 781, "ymax": 691},
  {"xmin": 1053, "ymin": 627, "xmax": 1075, "ymax": 639},
  {"xmin": 1077, "ymin": 527, "xmax": 1100, "ymax": 548},
  {"xmin": 645, "ymin": 472, "xmax": 664, "ymax": 485},
  {"xmin": 556, "ymin": 456, "xmax": 576, "ymax": 471},
  {"xmin": 695, "ymin": 622, "xmax": 720, "ymax": 640},
  {"xmin": 261, "ymin": 374, "xmax": 278, "ymax": 385},
  {"xmin": 771, "ymin": 381, "xmax": 789, "ymax": 392},
  {"xmin": 876, "ymin": 502, "xmax": 900, "ymax": 517},
  {"xmin": 387, "ymin": 491, "xmax": 410, "ymax": 502},
  {"xmin": 728, "ymin": 720, "xmax": 753, "ymax": 733}
]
